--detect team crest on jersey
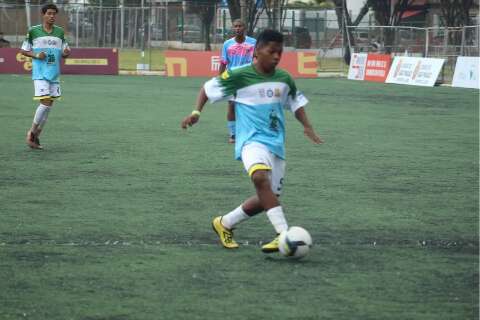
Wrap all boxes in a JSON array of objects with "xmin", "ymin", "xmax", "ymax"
[{"xmin": 274, "ymin": 88, "xmax": 281, "ymax": 97}]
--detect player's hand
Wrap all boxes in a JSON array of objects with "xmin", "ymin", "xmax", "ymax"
[
  {"xmin": 62, "ymin": 47, "xmax": 71, "ymax": 58},
  {"xmin": 181, "ymin": 114, "xmax": 200, "ymax": 129},
  {"xmin": 36, "ymin": 52, "xmax": 46, "ymax": 60},
  {"xmin": 304, "ymin": 126, "xmax": 323, "ymax": 144}
]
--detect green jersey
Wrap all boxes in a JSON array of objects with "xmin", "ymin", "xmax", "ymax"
[{"xmin": 21, "ymin": 25, "xmax": 68, "ymax": 82}]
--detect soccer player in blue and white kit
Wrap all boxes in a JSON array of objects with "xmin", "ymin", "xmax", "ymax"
[
  {"xmin": 21, "ymin": 3, "xmax": 70, "ymax": 149},
  {"xmin": 182, "ymin": 29, "xmax": 323, "ymax": 253},
  {"xmin": 219, "ymin": 19, "xmax": 256, "ymax": 144}
]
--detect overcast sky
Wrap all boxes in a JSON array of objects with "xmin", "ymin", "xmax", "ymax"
[{"xmin": 346, "ymin": 0, "xmax": 365, "ymax": 14}]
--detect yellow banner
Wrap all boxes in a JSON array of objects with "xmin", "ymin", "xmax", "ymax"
[{"xmin": 65, "ymin": 58, "xmax": 108, "ymax": 66}]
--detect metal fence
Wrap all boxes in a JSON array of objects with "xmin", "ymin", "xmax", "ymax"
[
  {"xmin": 1, "ymin": 3, "xmax": 479, "ymax": 78},
  {"xmin": 0, "ymin": 4, "xmax": 343, "ymax": 48},
  {"xmin": 347, "ymin": 25, "xmax": 480, "ymax": 83},
  {"xmin": 0, "ymin": 3, "xmax": 347, "ymax": 71}
]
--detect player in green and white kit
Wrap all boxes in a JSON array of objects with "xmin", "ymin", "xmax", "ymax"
[
  {"xmin": 21, "ymin": 3, "xmax": 70, "ymax": 149},
  {"xmin": 181, "ymin": 29, "xmax": 323, "ymax": 253}
]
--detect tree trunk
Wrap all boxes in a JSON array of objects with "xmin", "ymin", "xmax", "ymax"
[{"xmin": 226, "ymin": 0, "xmax": 241, "ymax": 22}]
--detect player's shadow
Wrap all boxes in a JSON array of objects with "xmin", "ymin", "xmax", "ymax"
[{"xmin": 263, "ymin": 255, "xmax": 317, "ymax": 264}]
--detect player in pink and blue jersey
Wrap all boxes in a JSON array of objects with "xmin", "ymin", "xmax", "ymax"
[{"xmin": 219, "ymin": 19, "xmax": 256, "ymax": 144}]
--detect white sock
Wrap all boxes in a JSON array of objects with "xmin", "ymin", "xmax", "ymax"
[
  {"xmin": 266, "ymin": 206, "xmax": 288, "ymax": 234},
  {"xmin": 221, "ymin": 205, "xmax": 250, "ymax": 229},
  {"xmin": 33, "ymin": 104, "xmax": 50, "ymax": 127},
  {"xmin": 39, "ymin": 107, "xmax": 51, "ymax": 129}
]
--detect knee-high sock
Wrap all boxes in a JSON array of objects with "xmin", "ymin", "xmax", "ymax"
[
  {"xmin": 266, "ymin": 206, "xmax": 288, "ymax": 234},
  {"xmin": 33, "ymin": 104, "xmax": 50, "ymax": 129},
  {"xmin": 222, "ymin": 205, "xmax": 250, "ymax": 229}
]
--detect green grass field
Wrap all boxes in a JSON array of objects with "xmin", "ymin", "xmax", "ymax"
[{"xmin": 0, "ymin": 74, "xmax": 478, "ymax": 320}]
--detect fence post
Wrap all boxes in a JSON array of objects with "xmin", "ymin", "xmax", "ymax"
[
  {"xmin": 460, "ymin": 26, "xmax": 466, "ymax": 56},
  {"xmin": 165, "ymin": 0, "xmax": 168, "ymax": 42},
  {"xmin": 292, "ymin": 11, "xmax": 295, "ymax": 48},
  {"xmin": 425, "ymin": 27, "xmax": 429, "ymax": 57},
  {"xmin": 120, "ymin": 0, "xmax": 124, "ymax": 48},
  {"xmin": 75, "ymin": 7, "xmax": 79, "ymax": 47},
  {"xmin": 223, "ymin": 9, "xmax": 226, "ymax": 42}
]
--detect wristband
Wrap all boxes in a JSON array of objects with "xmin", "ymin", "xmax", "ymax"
[
  {"xmin": 191, "ymin": 110, "xmax": 201, "ymax": 117},
  {"xmin": 35, "ymin": 53, "xmax": 40, "ymax": 59}
]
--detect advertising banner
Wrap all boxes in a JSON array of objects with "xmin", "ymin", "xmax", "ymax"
[
  {"xmin": 386, "ymin": 57, "xmax": 445, "ymax": 87},
  {"xmin": 347, "ymin": 53, "xmax": 368, "ymax": 80},
  {"xmin": 364, "ymin": 54, "xmax": 391, "ymax": 82},
  {"xmin": 0, "ymin": 48, "xmax": 118, "ymax": 75},
  {"xmin": 452, "ymin": 56, "xmax": 480, "ymax": 89},
  {"xmin": 165, "ymin": 51, "xmax": 318, "ymax": 78}
]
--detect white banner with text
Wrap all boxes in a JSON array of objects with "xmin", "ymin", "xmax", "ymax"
[{"xmin": 386, "ymin": 57, "xmax": 445, "ymax": 87}]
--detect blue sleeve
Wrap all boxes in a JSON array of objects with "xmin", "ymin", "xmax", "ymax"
[{"xmin": 221, "ymin": 42, "xmax": 229, "ymax": 65}]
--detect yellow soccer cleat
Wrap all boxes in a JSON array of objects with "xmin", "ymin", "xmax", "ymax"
[
  {"xmin": 261, "ymin": 235, "xmax": 280, "ymax": 253},
  {"xmin": 212, "ymin": 216, "xmax": 239, "ymax": 249}
]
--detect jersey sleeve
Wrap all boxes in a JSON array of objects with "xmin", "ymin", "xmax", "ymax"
[
  {"xmin": 61, "ymin": 30, "xmax": 70, "ymax": 51},
  {"xmin": 204, "ymin": 69, "xmax": 239, "ymax": 103},
  {"xmin": 285, "ymin": 76, "xmax": 308, "ymax": 112},
  {"xmin": 20, "ymin": 30, "xmax": 32, "ymax": 51},
  {"xmin": 220, "ymin": 42, "xmax": 228, "ymax": 65}
]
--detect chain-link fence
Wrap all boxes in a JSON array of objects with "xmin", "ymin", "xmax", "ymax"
[
  {"xmin": 0, "ymin": 3, "xmax": 347, "ymax": 71},
  {"xmin": 1, "ymin": 2, "xmax": 478, "ymax": 78}
]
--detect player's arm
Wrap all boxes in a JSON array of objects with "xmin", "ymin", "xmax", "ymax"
[
  {"xmin": 181, "ymin": 87, "xmax": 208, "ymax": 129},
  {"xmin": 20, "ymin": 50, "xmax": 45, "ymax": 60},
  {"xmin": 294, "ymin": 107, "xmax": 323, "ymax": 144},
  {"xmin": 219, "ymin": 42, "xmax": 228, "ymax": 75},
  {"xmin": 286, "ymin": 75, "xmax": 323, "ymax": 144},
  {"xmin": 61, "ymin": 35, "xmax": 71, "ymax": 58},
  {"xmin": 20, "ymin": 30, "xmax": 45, "ymax": 60},
  {"xmin": 181, "ymin": 71, "xmax": 237, "ymax": 129},
  {"xmin": 219, "ymin": 63, "xmax": 227, "ymax": 75}
]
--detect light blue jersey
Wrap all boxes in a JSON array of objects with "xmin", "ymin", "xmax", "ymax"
[
  {"xmin": 204, "ymin": 65, "xmax": 308, "ymax": 160},
  {"xmin": 21, "ymin": 25, "xmax": 68, "ymax": 83},
  {"xmin": 221, "ymin": 36, "xmax": 256, "ymax": 70}
]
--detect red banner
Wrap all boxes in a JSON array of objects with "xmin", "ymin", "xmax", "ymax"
[
  {"xmin": 0, "ymin": 48, "xmax": 118, "ymax": 75},
  {"xmin": 165, "ymin": 50, "xmax": 317, "ymax": 78},
  {"xmin": 364, "ymin": 54, "xmax": 391, "ymax": 82}
]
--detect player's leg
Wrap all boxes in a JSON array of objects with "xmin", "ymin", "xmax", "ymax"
[
  {"xmin": 227, "ymin": 100, "xmax": 235, "ymax": 143},
  {"xmin": 26, "ymin": 80, "xmax": 51, "ymax": 149},
  {"xmin": 212, "ymin": 143, "xmax": 268, "ymax": 249},
  {"xmin": 27, "ymin": 81, "xmax": 60, "ymax": 148},
  {"xmin": 248, "ymin": 149, "xmax": 287, "ymax": 253}
]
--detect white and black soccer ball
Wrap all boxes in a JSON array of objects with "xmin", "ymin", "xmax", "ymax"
[{"xmin": 278, "ymin": 226, "xmax": 313, "ymax": 259}]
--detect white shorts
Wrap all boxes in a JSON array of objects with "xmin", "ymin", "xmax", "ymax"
[
  {"xmin": 33, "ymin": 80, "xmax": 61, "ymax": 100},
  {"xmin": 241, "ymin": 142, "xmax": 286, "ymax": 195}
]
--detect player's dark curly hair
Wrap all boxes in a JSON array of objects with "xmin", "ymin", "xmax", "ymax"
[
  {"xmin": 256, "ymin": 29, "xmax": 283, "ymax": 48},
  {"xmin": 41, "ymin": 3, "xmax": 59, "ymax": 14}
]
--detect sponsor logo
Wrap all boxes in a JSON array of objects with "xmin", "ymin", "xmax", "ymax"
[
  {"xmin": 266, "ymin": 89, "xmax": 274, "ymax": 98},
  {"xmin": 65, "ymin": 59, "xmax": 108, "ymax": 66},
  {"xmin": 259, "ymin": 88, "xmax": 265, "ymax": 98}
]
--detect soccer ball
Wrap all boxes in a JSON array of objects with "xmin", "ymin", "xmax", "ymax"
[{"xmin": 278, "ymin": 226, "xmax": 313, "ymax": 259}]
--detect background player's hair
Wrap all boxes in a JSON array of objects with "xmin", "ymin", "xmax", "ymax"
[
  {"xmin": 41, "ymin": 3, "xmax": 58, "ymax": 14},
  {"xmin": 256, "ymin": 29, "xmax": 283, "ymax": 48}
]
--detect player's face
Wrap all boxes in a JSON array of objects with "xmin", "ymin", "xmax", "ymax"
[
  {"xmin": 255, "ymin": 41, "xmax": 283, "ymax": 72},
  {"xmin": 233, "ymin": 22, "xmax": 245, "ymax": 37},
  {"xmin": 43, "ymin": 9, "xmax": 57, "ymax": 26}
]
